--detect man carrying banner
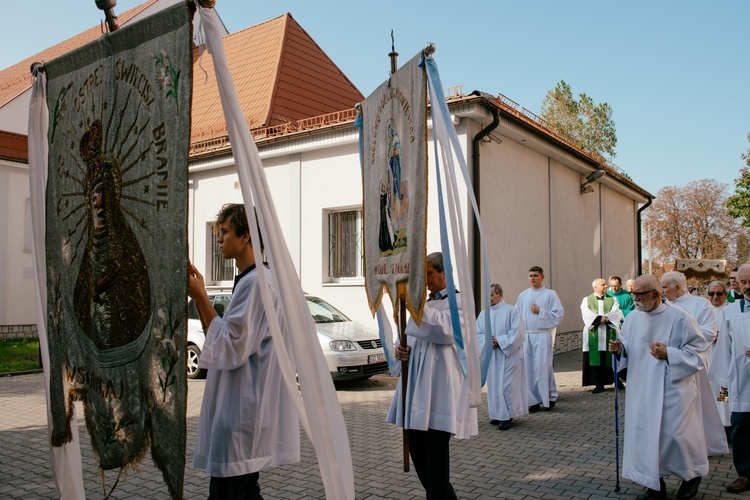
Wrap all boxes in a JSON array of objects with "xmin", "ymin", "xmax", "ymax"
[
  {"xmin": 188, "ymin": 204, "xmax": 300, "ymax": 499},
  {"xmin": 387, "ymin": 252, "xmax": 477, "ymax": 500}
]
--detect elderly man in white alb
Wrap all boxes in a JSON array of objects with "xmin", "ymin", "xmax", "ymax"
[
  {"xmin": 516, "ymin": 266, "xmax": 564, "ymax": 412},
  {"xmin": 609, "ymin": 275, "xmax": 708, "ymax": 500},
  {"xmin": 476, "ymin": 283, "xmax": 527, "ymax": 430},
  {"xmin": 661, "ymin": 271, "xmax": 728, "ymax": 458},
  {"xmin": 710, "ymin": 264, "xmax": 750, "ymax": 494},
  {"xmin": 706, "ymin": 280, "xmax": 731, "ymax": 436}
]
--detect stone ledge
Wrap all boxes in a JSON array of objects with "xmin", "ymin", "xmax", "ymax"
[{"xmin": 0, "ymin": 325, "xmax": 38, "ymax": 340}]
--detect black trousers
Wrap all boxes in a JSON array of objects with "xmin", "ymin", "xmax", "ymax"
[
  {"xmin": 408, "ymin": 429, "xmax": 458, "ymax": 500},
  {"xmin": 581, "ymin": 351, "xmax": 614, "ymax": 388},
  {"xmin": 731, "ymin": 412, "xmax": 750, "ymax": 477},
  {"xmin": 208, "ymin": 471, "xmax": 262, "ymax": 500}
]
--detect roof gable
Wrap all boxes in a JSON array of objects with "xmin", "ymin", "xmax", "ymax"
[{"xmin": 190, "ymin": 13, "xmax": 364, "ymax": 143}]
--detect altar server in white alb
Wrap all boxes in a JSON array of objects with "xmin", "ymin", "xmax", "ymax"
[
  {"xmin": 515, "ymin": 266, "xmax": 564, "ymax": 412},
  {"xmin": 609, "ymin": 275, "xmax": 708, "ymax": 500},
  {"xmin": 476, "ymin": 283, "xmax": 527, "ymax": 430},
  {"xmin": 661, "ymin": 271, "xmax": 728, "ymax": 458},
  {"xmin": 188, "ymin": 204, "xmax": 300, "ymax": 499},
  {"xmin": 710, "ymin": 263, "xmax": 750, "ymax": 494},
  {"xmin": 387, "ymin": 252, "xmax": 477, "ymax": 500}
]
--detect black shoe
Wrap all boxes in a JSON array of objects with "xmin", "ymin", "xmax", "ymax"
[
  {"xmin": 591, "ymin": 386, "xmax": 605, "ymax": 394},
  {"xmin": 636, "ymin": 479, "xmax": 667, "ymax": 500},
  {"xmin": 637, "ymin": 489, "xmax": 666, "ymax": 500},
  {"xmin": 544, "ymin": 401, "xmax": 556, "ymax": 410},
  {"xmin": 617, "ymin": 380, "xmax": 626, "ymax": 389},
  {"xmin": 726, "ymin": 476, "xmax": 750, "ymax": 493},
  {"xmin": 489, "ymin": 419, "xmax": 500, "ymax": 425},
  {"xmin": 528, "ymin": 404, "xmax": 541, "ymax": 413},
  {"xmin": 676, "ymin": 477, "xmax": 701, "ymax": 500},
  {"xmin": 497, "ymin": 420, "xmax": 511, "ymax": 430}
]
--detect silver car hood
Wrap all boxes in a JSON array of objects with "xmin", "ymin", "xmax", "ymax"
[{"xmin": 315, "ymin": 321, "xmax": 379, "ymax": 341}]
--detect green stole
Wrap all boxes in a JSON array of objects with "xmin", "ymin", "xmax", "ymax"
[{"xmin": 587, "ymin": 294, "xmax": 616, "ymax": 367}]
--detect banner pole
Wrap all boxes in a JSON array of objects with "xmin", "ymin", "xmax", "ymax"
[{"xmin": 399, "ymin": 292, "xmax": 409, "ymax": 472}]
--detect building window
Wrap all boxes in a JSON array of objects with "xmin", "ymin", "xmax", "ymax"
[
  {"xmin": 328, "ymin": 209, "xmax": 363, "ymax": 280},
  {"xmin": 209, "ymin": 222, "xmax": 236, "ymax": 282}
]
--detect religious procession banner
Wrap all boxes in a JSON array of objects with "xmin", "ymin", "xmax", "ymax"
[
  {"xmin": 42, "ymin": 3, "xmax": 192, "ymax": 498},
  {"xmin": 360, "ymin": 52, "xmax": 428, "ymax": 322}
]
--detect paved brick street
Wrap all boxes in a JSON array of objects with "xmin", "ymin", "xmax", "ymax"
[{"xmin": 0, "ymin": 351, "xmax": 738, "ymax": 499}]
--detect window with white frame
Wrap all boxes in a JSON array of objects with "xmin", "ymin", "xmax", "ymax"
[
  {"xmin": 328, "ymin": 209, "xmax": 363, "ymax": 280},
  {"xmin": 209, "ymin": 222, "xmax": 236, "ymax": 282}
]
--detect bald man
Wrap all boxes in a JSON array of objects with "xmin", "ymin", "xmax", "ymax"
[{"xmin": 580, "ymin": 278, "xmax": 622, "ymax": 393}]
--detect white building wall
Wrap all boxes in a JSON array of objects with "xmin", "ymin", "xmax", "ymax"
[
  {"xmin": 187, "ymin": 123, "xmax": 477, "ymax": 330},
  {"xmin": 478, "ymin": 131, "xmax": 552, "ymax": 304},
  {"xmin": 0, "ymin": 160, "xmax": 35, "ymax": 325},
  {"xmin": 601, "ymin": 185, "xmax": 638, "ymax": 282},
  {"xmin": 0, "ymin": 92, "xmax": 31, "ymax": 135},
  {"xmin": 298, "ymin": 143, "xmax": 374, "ymax": 325},
  {"xmin": 477, "ymin": 120, "xmax": 645, "ymax": 338},
  {"xmin": 550, "ymin": 159, "xmax": 602, "ymax": 334},
  {"xmin": 187, "ymin": 112, "xmax": 646, "ymax": 338}
]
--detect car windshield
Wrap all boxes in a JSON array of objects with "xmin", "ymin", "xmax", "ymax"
[{"xmin": 307, "ymin": 296, "xmax": 349, "ymax": 323}]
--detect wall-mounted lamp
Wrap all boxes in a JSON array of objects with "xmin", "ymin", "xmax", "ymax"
[
  {"xmin": 480, "ymin": 132, "xmax": 503, "ymax": 144},
  {"xmin": 580, "ymin": 169, "xmax": 606, "ymax": 194}
]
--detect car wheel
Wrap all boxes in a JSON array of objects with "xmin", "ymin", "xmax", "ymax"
[{"xmin": 186, "ymin": 344, "xmax": 206, "ymax": 379}]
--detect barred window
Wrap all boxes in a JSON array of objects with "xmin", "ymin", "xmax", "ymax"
[
  {"xmin": 210, "ymin": 222, "xmax": 236, "ymax": 282},
  {"xmin": 328, "ymin": 209, "xmax": 363, "ymax": 280}
]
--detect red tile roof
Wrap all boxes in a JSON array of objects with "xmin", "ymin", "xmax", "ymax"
[
  {"xmin": 190, "ymin": 13, "xmax": 364, "ymax": 143},
  {"xmin": 0, "ymin": 130, "xmax": 28, "ymax": 162},
  {"xmin": 0, "ymin": 3, "xmax": 364, "ymax": 152},
  {"xmin": 0, "ymin": 0, "xmax": 159, "ymax": 109}
]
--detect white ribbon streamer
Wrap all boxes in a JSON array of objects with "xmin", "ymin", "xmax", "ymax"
[
  {"xmin": 423, "ymin": 52, "xmax": 493, "ymax": 407},
  {"xmin": 29, "ymin": 67, "xmax": 86, "ymax": 499},
  {"xmin": 198, "ymin": 6, "xmax": 354, "ymax": 499}
]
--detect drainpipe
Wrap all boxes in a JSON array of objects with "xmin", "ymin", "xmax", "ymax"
[
  {"xmin": 470, "ymin": 91, "xmax": 500, "ymax": 314},
  {"xmin": 636, "ymin": 196, "xmax": 653, "ymax": 276}
]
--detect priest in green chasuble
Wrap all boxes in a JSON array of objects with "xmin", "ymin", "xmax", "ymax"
[{"xmin": 581, "ymin": 278, "xmax": 622, "ymax": 393}]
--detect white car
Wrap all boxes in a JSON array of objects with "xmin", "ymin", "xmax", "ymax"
[{"xmin": 186, "ymin": 290, "xmax": 388, "ymax": 381}]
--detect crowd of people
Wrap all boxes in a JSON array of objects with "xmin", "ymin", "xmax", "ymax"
[
  {"xmin": 186, "ymin": 207, "xmax": 748, "ymax": 500},
  {"xmin": 604, "ymin": 268, "xmax": 748, "ymax": 500}
]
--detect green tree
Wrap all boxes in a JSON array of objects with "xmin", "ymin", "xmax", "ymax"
[
  {"xmin": 726, "ymin": 132, "xmax": 750, "ymax": 227},
  {"xmin": 540, "ymin": 80, "xmax": 617, "ymax": 159}
]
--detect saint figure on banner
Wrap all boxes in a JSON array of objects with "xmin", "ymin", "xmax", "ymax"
[
  {"xmin": 379, "ymin": 179, "xmax": 394, "ymax": 253},
  {"xmin": 388, "ymin": 121, "xmax": 402, "ymax": 203},
  {"xmin": 386, "ymin": 121, "xmax": 408, "ymax": 255},
  {"xmin": 73, "ymin": 119, "xmax": 151, "ymax": 354}
]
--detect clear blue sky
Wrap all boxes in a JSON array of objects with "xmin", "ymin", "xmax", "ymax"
[{"xmin": 2, "ymin": 0, "xmax": 747, "ymax": 196}]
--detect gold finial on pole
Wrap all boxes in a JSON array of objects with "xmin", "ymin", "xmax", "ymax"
[
  {"xmin": 95, "ymin": 0, "xmax": 119, "ymax": 32},
  {"xmin": 388, "ymin": 30, "xmax": 398, "ymax": 75}
]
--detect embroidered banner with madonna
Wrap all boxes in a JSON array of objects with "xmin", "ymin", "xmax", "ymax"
[
  {"xmin": 359, "ymin": 52, "xmax": 428, "ymax": 323},
  {"xmin": 43, "ymin": 3, "xmax": 193, "ymax": 498}
]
